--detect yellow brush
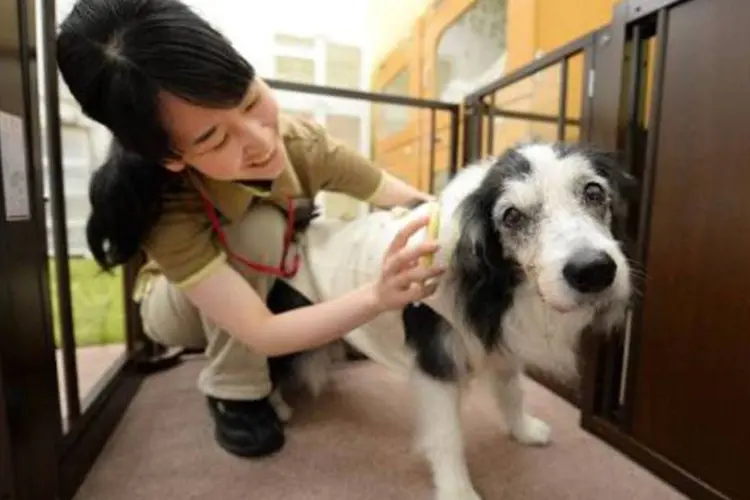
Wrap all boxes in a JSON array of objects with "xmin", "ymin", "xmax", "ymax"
[{"xmin": 421, "ymin": 202, "xmax": 441, "ymax": 268}]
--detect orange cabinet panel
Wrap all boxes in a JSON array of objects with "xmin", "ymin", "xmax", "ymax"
[
  {"xmin": 377, "ymin": 139, "xmax": 422, "ymax": 189},
  {"xmin": 372, "ymin": 20, "xmax": 425, "ymax": 157},
  {"xmin": 370, "ymin": 0, "xmax": 618, "ymax": 188}
]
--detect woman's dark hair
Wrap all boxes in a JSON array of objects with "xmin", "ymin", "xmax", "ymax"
[{"xmin": 56, "ymin": 0, "xmax": 254, "ymax": 270}]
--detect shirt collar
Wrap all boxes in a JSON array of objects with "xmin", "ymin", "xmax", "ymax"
[{"xmin": 187, "ymin": 148, "xmax": 301, "ymax": 221}]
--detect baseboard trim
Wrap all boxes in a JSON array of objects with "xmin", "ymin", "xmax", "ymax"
[{"xmin": 581, "ymin": 414, "xmax": 730, "ymax": 500}]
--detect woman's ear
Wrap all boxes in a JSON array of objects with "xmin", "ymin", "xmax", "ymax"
[{"xmin": 164, "ymin": 159, "xmax": 186, "ymax": 173}]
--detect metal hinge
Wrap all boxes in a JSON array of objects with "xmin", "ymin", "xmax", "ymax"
[{"xmin": 587, "ymin": 69, "xmax": 596, "ymax": 98}]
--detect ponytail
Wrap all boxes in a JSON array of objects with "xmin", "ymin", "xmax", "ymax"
[
  {"xmin": 86, "ymin": 139, "xmax": 178, "ymax": 271},
  {"xmin": 59, "ymin": 0, "xmax": 256, "ymax": 272}
]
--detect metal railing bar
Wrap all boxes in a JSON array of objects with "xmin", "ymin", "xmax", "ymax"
[
  {"xmin": 557, "ymin": 57, "xmax": 570, "ymax": 141},
  {"xmin": 487, "ymin": 94, "xmax": 496, "ymax": 155},
  {"xmin": 448, "ymin": 109, "xmax": 460, "ymax": 177},
  {"xmin": 265, "ymin": 78, "xmax": 460, "ymax": 112},
  {"xmin": 466, "ymin": 29, "xmax": 602, "ymax": 101},
  {"xmin": 428, "ymin": 108, "xmax": 436, "ymax": 193},
  {"xmin": 41, "ymin": 0, "xmax": 80, "ymax": 422},
  {"xmin": 484, "ymin": 106, "xmax": 581, "ymax": 126}
]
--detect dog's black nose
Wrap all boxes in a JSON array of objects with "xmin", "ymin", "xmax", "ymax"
[{"xmin": 563, "ymin": 249, "xmax": 616, "ymax": 294}]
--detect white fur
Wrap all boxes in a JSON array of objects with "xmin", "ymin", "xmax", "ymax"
[
  {"xmin": 282, "ymin": 144, "xmax": 631, "ymax": 499},
  {"xmin": 269, "ymin": 388, "xmax": 294, "ymax": 422}
]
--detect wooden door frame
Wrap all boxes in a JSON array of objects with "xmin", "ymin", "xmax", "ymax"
[
  {"xmin": 0, "ymin": 367, "xmax": 17, "ymax": 500},
  {"xmin": 580, "ymin": 1, "xmax": 730, "ymax": 499},
  {"xmin": 0, "ymin": 1, "xmax": 152, "ymax": 498},
  {"xmin": 0, "ymin": 0, "xmax": 65, "ymax": 499}
]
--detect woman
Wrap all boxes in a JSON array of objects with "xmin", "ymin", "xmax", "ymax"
[{"xmin": 56, "ymin": 0, "xmax": 443, "ymax": 459}]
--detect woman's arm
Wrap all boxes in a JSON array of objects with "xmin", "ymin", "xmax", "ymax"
[
  {"xmin": 304, "ymin": 121, "xmax": 433, "ymax": 208},
  {"xmin": 369, "ymin": 171, "xmax": 435, "ymax": 208},
  {"xmin": 183, "ymin": 216, "xmax": 443, "ymax": 356}
]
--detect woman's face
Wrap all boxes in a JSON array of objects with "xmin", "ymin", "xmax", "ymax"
[{"xmin": 160, "ymin": 78, "xmax": 286, "ymax": 181}]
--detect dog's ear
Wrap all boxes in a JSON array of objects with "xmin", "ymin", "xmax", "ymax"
[
  {"xmin": 585, "ymin": 149, "xmax": 639, "ymax": 242},
  {"xmin": 454, "ymin": 190, "xmax": 506, "ymax": 272},
  {"xmin": 451, "ymin": 189, "xmax": 519, "ymax": 349},
  {"xmin": 587, "ymin": 149, "xmax": 639, "ymax": 203}
]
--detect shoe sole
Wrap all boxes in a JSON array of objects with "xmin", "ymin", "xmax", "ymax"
[{"xmin": 214, "ymin": 427, "xmax": 286, "ymax": 458}]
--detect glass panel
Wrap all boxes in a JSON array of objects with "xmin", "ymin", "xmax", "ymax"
[
  {"xmin": 60, "ymin": 125, "xmax": 90, "ymax": 164},
  {"xmin": 274, "ymin": 56, "xmax": 316, "ymax": 84},
  {"xmin": 324, "ymin": 114, "xmax": 366, "ymax": 219},
  {"xmin": 565, "ymin": 125, "xmax": 581, "ymax": 143},
  {"xmin": 281, "ymin": 108, "xmax": 316, "ymax": 122},
  {"xmin": 482, "ymin": 117, "xmax": 557, "ymax": 157},
  {"xmin": 565, "ymin": 53, "xmax": 585, "ymax": 120},
  {"xmin": 274, "ymin": 33, "xmax": 316, "ymax": 49},
  {"xmin": 435, "ymin": 0, "xmax": 508, "ymax": 101},
  {"xmin": 378, "ymin": 70, "xmax": 411, "ymax": 135},
  {"xmin": 433, "ymin": 170, "xmax": 451, "ymax": 194},
  {"xmin": 492, "ymin": 79, "xmax": 534, "ymax": 114},
  {"xmin": 326, "ymin": 114, "xmax": 361, "ymax": 151},
  {"xmin": 46, "ymin": 75, "xmax": 128, "ymax": 429},
  {"xmin": 528, "ymin": 64, "xmax": 562, "ymax": 122},
  {"xmin": 326, "ymin": 43, "xmax": 362, "ymax": 89}
]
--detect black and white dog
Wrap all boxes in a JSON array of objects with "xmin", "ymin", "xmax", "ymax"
[{"xmin": 268, "ymin": 141, "xmax": 635, "ymax": 500}]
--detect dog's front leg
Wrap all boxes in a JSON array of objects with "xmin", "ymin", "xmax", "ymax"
[
  {"xmin": 488, "ymin": 363, "xmax": 550, "ymax": 446},
  {"xmin": 413, "ymin": 373, "xmax": 481, "ymax": 500},
  {"xmin": 268, "ymin": 388, "xmax": 294, "ymax": 423}
]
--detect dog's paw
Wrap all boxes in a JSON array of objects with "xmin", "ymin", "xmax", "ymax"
[
  {"xmin": 269, "ymin": 390, "xmax": 294, "ymax": 423},
  {"xmin": 510, "ymin": 414, "xmax": 551, "ymax": 446},
  {"xmin": 436, "ymin": 487, "xmax": 482, "ymax": 500},
  {"xmin": 274, "ymin": 400, "xmax": 294, "ymax": 423}
]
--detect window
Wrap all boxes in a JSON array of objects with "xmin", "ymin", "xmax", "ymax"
[
  {"xmin": 326, "ymin": 114, "xmax": 362, "ymax": 152},
  {"xmin": 326, "ymin": 43, "xmax": 362, "ymax": 89},
  {"xmin": 274, "ymin": 56, "xmax": 315, "ymax": 84},
  {"xmin": 64, "ymin": 193, "xmax": 91, "ymax": 225},
  {"xmin": 378, "ymin": 69, "xmax": 411, "ymax": 136},
  {"xmin": 322, "ymin": 115, "xmax": 366, "ymax": 220},
  {"xmin": 432, "ymin": 170, "xmax": 450, "ymax": 195},
  {"xmin": 274, "ymin": 34, "xmax": 315, "ymax": 49},
  {"xmin": 281, "ymin": 108, "xmax": 316, "ymax": 122},
  {"xmin": 61, "ymin": 125, "xmax": 91, "ymax": 166},
  {"xmin": 434, "ymin": 0, "xmax": 508, "ymax": 101}
]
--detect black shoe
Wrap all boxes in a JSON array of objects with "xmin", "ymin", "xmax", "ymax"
[{"xmin": 206, "ymin": 396, "xmax": 285, "ymax": 458}]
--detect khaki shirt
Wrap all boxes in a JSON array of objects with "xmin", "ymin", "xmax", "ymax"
[{"xmin": 133, "ymin": 114, "xmax": 384, "ymax": 299}]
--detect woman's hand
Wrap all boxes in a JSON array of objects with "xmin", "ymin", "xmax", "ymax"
[{"xmin": 372, "ymin": 215, "xmax": 445, "ymax": 311}]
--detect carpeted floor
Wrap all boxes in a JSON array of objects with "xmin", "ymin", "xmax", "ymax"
[{"xmin": 74, "ymin": 358, "xmax": 686, "ymax": 500}]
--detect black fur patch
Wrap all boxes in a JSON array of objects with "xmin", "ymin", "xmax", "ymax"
[
  {"xmin": 554, "ymin": 143, "xmax": 637, "ymax": 243},
  {"xmin": 403, "ymin": 304, "xmax": 458, "ymax": 382},
  {"xmin": 554, "ymin": 143, "xmax": 637, "ymax": 201},
  {"xmin": 449, "ymin": 150, "xmax": 529, "ymax": 349}
]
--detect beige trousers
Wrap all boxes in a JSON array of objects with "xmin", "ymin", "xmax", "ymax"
[{"xmin": 138, "ymin": 202, "xmax": 289, "ymax": 401}]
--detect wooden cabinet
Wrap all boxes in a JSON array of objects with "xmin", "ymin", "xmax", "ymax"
[{"xmin": 371, "ymin": 0, "xmax": 619, "ymax": 187}]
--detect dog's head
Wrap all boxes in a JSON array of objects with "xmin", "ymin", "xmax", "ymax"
[{"xmin": 450, "ymin": 142, "xmax": 634, "ymax": 346}]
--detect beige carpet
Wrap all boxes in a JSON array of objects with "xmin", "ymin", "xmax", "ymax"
[{"xmin": 74, "ymin": 358, "xmax": 685, "ymax": 500}]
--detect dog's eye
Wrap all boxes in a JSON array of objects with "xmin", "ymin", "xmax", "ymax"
[
  {"xmin": 583, "ymin": 182, "xmax": 607, "ymax": 204},
  {"xmin": 502, "ymin": 207, "xmax": 527, "ymax": 229}
]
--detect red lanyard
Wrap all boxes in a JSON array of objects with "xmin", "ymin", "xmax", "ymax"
[{"xmin": 200, "ymin": 193, "xmax": 301, "ymax": 279}]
